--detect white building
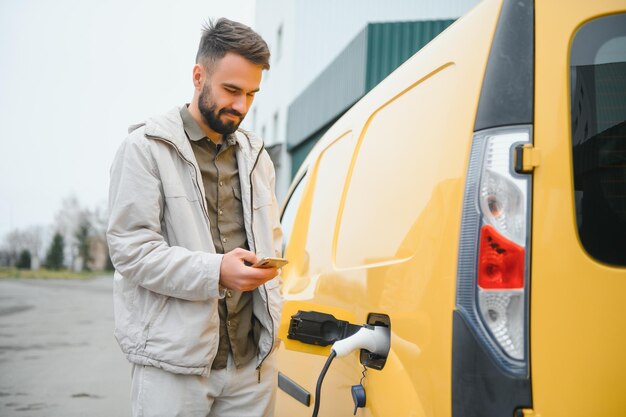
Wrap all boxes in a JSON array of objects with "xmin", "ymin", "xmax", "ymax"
[{"xmin": 245, "ymin": 0, "xmax": 480, "ymax": 201}]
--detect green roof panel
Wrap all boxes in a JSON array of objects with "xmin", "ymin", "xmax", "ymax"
[
  {"xmin": 366, "ymin": 20, "xmax": 455, "ymax": 91},
  {"xmin": 286, "ymin": 19, "xmax": 455, "ymax": 177}
]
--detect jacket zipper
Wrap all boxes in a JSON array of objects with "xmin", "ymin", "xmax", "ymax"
[
  {"xmin": 249, "ymin": 144, "xmax": 276, "ymax": 382},
  {"xmin": 153, "ymin": 134, "xmax": 274, "ymax": 381},
  {"xmin": 150, "ymin": 136, "xmax": 210, "ymax": 223}
]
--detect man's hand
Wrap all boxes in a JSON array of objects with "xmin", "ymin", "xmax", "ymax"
[{"xmin": 219, "ymin": 248, "xmax": 278, "ymax": 291}]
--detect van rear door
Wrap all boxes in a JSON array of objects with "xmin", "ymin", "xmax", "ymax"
[{"xmin": 532, "ymin": 2, "xmax": 626, "ymax": 415}]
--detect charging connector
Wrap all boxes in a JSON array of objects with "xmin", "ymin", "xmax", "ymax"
[{"xmin": 331, "ymin": 325, "xmax": 390, "ymax": 358}]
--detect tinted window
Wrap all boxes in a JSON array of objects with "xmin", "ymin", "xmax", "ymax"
[
  {"xmin": 280, "ymin": 174, "xmax": 306, "ymax": 252},
  {"xmin": 570, "ymin": 13, "xmax": 626, "ymax": 266}
]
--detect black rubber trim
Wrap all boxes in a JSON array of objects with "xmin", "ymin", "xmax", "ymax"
[
  {"xmin": 278, "ymin": 372, "xmax": 311, "ymax": 407},
  {"xmin": 452, "ymin": 311, "xmax": 532, "ymax": 417},
  {"xmin": 474, "ymin": 0, "xmax": 534, "ymax": 131}
]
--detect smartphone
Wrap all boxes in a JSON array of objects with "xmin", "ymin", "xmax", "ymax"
[{"xmin": 252, "ymin": 257, "xmax": 289, "ymax": 269}]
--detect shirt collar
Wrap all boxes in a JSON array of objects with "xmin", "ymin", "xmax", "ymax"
[
  {"xmin": 180, "ymin": 104, "xmax": 207, "ymax": 142},
  {"xmin": 180, "ymin": 104, "xmax": 238, "ymax": 146}
]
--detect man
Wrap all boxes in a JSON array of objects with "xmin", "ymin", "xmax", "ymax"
[{"xmin": 107, "ymin": 18, "xmax": 283, "ymax": 417}]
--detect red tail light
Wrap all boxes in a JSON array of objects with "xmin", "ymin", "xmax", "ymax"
[
  {"xmin": 478, "ymin": 225, "xmax": 525, "ymax": 289},
  {"xmin": 457, "ymin": 126, "xmax": 532, "ymax": 363}
]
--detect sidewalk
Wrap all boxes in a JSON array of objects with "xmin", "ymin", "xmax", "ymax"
[{"xmin": 0, "ymin": 276, "xmax": 130, "ymax": 417}]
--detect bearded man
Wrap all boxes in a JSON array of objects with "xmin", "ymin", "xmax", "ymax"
[{"xmin": 107, "ymin": 18, "xmax": 283, "ymax": 417}]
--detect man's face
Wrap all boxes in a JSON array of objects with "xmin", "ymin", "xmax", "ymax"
[
  {"xmin": 198, "ymin": 83, "xmax": 241, "ymax": 135},
  {"xmin": 197, "ymin": 52, "xmax": 263, "ymax": 136}
]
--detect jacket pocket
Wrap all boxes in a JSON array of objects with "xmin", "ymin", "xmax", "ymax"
[
  {"xmin": 162, "ymin": 179, "xmax": 199, "ymax": 202},
  {"xmin": 252, "ymin": 181, "xmax": 272, "ymax": 209},
  {"xmin": 233, "ymin": 186, "xmax": 242, "ymax": 201},
  {"xmin": 145, "ymin": 298, "xmax": 219, "ymax": 368},
  {"xmin": 141, "ymin": 293, "xmax": 168, "ymax": 345}
]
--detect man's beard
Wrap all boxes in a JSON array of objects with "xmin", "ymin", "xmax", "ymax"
[{"xmin": 198, "ymin": 84, "xmax": 244, "ymax": 135}]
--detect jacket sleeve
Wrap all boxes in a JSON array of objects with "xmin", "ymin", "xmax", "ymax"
[{"xmin": 106, "ymin": 134, "xmax": 224, "ymax": 301}]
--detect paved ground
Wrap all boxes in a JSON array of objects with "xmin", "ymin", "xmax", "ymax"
[{"xmin": 0, "ymin": 276, "xmax": 131, "ymax": 417}]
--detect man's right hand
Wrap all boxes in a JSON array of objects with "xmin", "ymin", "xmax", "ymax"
[{"xmin": 219, "ymin": 248, "xmax": 278, "ymax": 291}]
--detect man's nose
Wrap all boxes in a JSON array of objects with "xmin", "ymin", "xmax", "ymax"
[{"xmin": 231, "ymin": 95, "xmax": 248, "ymax": 115}]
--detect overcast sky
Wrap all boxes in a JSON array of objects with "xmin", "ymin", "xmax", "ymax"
[{"xmin": 0, "ymin": 0, "xmax": 256, "ymax": 240}]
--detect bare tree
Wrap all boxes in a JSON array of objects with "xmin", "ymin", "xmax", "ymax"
[
  {"xmin": 74, "ymin": 214, "xmax": 92, "ymax": 271},
  {"xmin": 53, "ymin": 194, "xmax": 83, "ymax": 268},
  {"xmin": 0, "ymin": 196, "xmax": 110, "ymax": 271},
  {"xmin": 1, "ymin": 226, "xmax": 47, "ymax": 268},
  {"xmin": 90, "ymin": 200, "xmax": 109, "ymax": 236},
  {"xmin": 24, "ymin": 225, "xmax": 44, "ymax": 261},
  {"xmin": 1, "ymin": 230, "xmax": 21, "ymax": 266},
  {"xmin": 87, "ymin": 200, "xmax": 110, "ymax": 270}
]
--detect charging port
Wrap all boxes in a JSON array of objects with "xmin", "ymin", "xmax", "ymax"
[{"xmin": 360, "ymin": 313, "xmax": 391, "ymax": 370}]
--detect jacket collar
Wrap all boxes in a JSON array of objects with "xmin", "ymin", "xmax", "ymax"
[
  {"xmin": 130, "ymin": 106, "xmax": 264, "ymax": 163},
  {"xmin": 233, "ymin": 128, "xmax": 264, "ymax": 168}
]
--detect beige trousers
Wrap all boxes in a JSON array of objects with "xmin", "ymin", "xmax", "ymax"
[{"xmin": 130, "ymin": 353, "xmax": 277, "ymax": 417}]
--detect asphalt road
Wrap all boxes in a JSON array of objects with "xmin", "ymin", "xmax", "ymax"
[{"xmin": 0, "ymin": 276, "xmax": 131, "ymax": 417}]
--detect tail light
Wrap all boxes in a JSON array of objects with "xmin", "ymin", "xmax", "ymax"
[{"xmin": 457, "ymin": 125, "xmax": 532, "ymax": 373}]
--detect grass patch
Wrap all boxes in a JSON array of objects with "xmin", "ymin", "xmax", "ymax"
[{"xmin": 0, "ymin": 267, "xmax": 108, "ymax": 280}]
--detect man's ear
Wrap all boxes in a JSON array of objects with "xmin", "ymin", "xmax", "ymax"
[{"xmin": 192, "ymin": 64, "xmax": 203, "ymax": 90}]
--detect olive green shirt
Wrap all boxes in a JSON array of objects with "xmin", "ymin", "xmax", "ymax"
[{"xmin": 180, "ymin": 105, "xmax": 259, "ymax": 370}]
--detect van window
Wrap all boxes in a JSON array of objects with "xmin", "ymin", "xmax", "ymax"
[
  {"xmin": 280, "ymin": 174, "xmax": 306, "ymax": 250},
  {"xmin": 570, "ymin": 13, "xmax": 626, "ymax": 266},
  {"xmin": 280, "ymin": 131, "xmax": 356, "ymax": 261},
  {"xmin": 304, "ymin": 132, "xmax": 355, "ymax": 269}
]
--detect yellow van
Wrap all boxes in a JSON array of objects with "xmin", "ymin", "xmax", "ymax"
[{"xmin": 275, "ymin": 0, "xmax": 626, "ymax": 416}]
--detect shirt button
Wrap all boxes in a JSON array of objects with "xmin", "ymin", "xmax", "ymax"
[
  {"xmin": 219, "ymin": 209, "xmax": 223, "ymax": 215},
  {"xmin": 226, "ymin": 290, "xmax": 232, "ymax": 298},
  {"xmin": 219, "ymin": 181, "xmax": 223, "ymax": 187},
  {"xmin": 222, "ymin": 237, "xmax": 227, "ymax": 243},
  {"xmin": 227, "ymin": 320, "xmax": 231, "ymax": 326}
]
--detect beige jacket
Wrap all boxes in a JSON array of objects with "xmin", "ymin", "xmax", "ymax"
[{"xmin": 107, "ymin": 107, "xmax": 283, "ymax": 376}]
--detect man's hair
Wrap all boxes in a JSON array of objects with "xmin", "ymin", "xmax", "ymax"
[{"xmin": 196, "ymin": 18, "xmax": 270, "ymax": 71}]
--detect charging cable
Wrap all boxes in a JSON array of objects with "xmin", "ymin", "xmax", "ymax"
[
  {"xmin": 311, "ymin": 325, "xmax": 390, "ymax": 417},
  {"xmin": 311, "ymin": 350, "xmax": 337, "ymax": 417}
]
